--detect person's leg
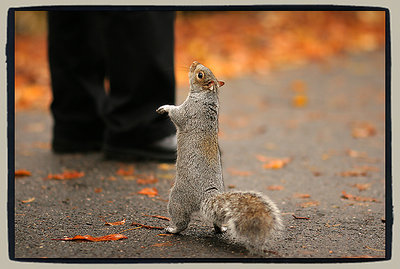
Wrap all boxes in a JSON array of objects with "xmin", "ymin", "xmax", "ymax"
[
  {"xmin": 48, "ymin": 11, "xmax": 107, "ymax": 153},
  {"xmin": 102, "ymin": 11, "xmax": 176, "ymax": 160}
]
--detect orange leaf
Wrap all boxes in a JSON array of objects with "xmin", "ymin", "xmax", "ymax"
[
  {"xmin": 15, "ymin": 169, "xmax": 32, "ymax": 177},
  {"xmin": 94, "ymin": 188, "xmax": 103, "ymax": 193},
  {"xmin": 293, "ymin": 193, "xmax": 311, "ymax": 199},
  {"xmin": 346, "ymin": 149, "xmax": 368, "ymax": 158},
  {"xmin": 227, "ymin": 167, "xmax": 253, "ymax": 177},
  {"xmin": 298, "ymin": 200, "xmax": 319, "ymax": 208},
  {"xmin": 138, "ymin": 187, "xmax": 158, "ymax": 197},
  {"xmin": 158, "ymin": 163, "xmax": 175, "ymax": 171},
  {"xmin": 267, "ymin": 185, "xmax": 284, "ymax": 191},
  {"xmin": 341, "ymin": 191, "xmax": 379, "ymax": 202},
  {"xmin": 136, "ymin": 175, "xmax": 159, "ymax": 185},
  {"xmin": 339, "ymin": 170, "xmax": 368, "ymax": 177},
  {"xmin": 104, "ymin": 218, "xmax": 126, "ymax": 226},
  {"xmin": 292, "ymin": 94, "xmax": 308, "ymax": 108},
  {"xmin": 351, "ymin": 183, "xmax": 371, "ymax": 191},
  {"xmin": 352, "ymin": 122, "xmax": 376, "ymax": 138},
  {"xmin": 263, "ymin": 158, "xmax": 291, "ymax": 169},
  {"xmin": 52, "ymin": 234, "xmax": 127, "ymax": 242},
  {"xmin": 143, "ymin": 215, "xmax": 171, "ymax": 221},
  {"xmin": 47, "ymin": 170, "xmax": 85, "ymax": 180},
  {"xmin": 116, "ymin": 166, "xmax": 135, "ymax": 176},
  {"xmin": 21, "ymin": 197, "xmax": 35, "ymax": 203}
]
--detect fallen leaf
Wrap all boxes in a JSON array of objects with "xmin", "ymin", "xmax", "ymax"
[
  {"xmin": 341, "ymin": 190, "xmax": 379, "ymax": 202},
  {"xmin": 21, "ymin": 197, "xmax": 35, "ymax": 203},
  {"xmin": 292, "ymin": 94, "xmax": 308, "ymax": 108},
  {"xmin": 267, "ymin": 185, "xmax": 284, "ymax": 191},
  {"xmin": 158, "ymin": 163, "xmax": 175, "ymax": 171},
  {"xmin": 351, "ymin": 183, "xmax": 371, "ymax": 191},
  {"xmin": 102, "ymin": 218, "xmax": 126, "ymax": 226},
  {"xmin": 136, "ymin": 175, "xmax": 159, "ymax": 185},
  {"xmin": 46, "ymin": 170, "xmax": 85, "ymax": 180},
  {"xmin": 352, "ymin": 122, "xmax": 376, "ymax": 138},
  {"xmin": 339, "ymin": 170, "xmax": 368, "ymax": 177},
  {"xmin": 293, "ymin": 193, "xmax": 311, "ymax": 199},
  {"xmin": 116, "ymin": 166, "xmax": 135, "ymax": 176},
  {"xmin": 137, "ymin": 187, "xmax": 158, "ymax": 197},
  {"xmin": 94, "ymin": 188, "xmax": 103, "ymax": 193},
  {"xmin": 143, "ymin": 215, "xmax": 171, "ymax": 221},
  {"xmin": 107, "ymin": 176, "xmax": 117, "ymax": 181},
  {"xmin": 131, "ymin": 222, "xmax": 164, "ymax": 230},
  {"xmin": 227, "ymin": 184, "xmax": 236, "ymax": 189},
  {"xmin": 227, "ymin": 167, "xmax": 253, "ymax": 177},
  {"xmin": 298, "ymin": 200, "xmax": 319, "ymax": 208},
  {"xmin": 52, "ymin": 234, "xmax": 127, "ymax": 242},
  {"xmin": 346, "ymin": 149, "xmax": 368, "ymax": 158},
  {"xmin": 263, "ymin": 158, "xmax": 291, "ymax": 169},
  {"xmin": 15, "ymin": 169, "xmax": 32, "ymax": 177}
]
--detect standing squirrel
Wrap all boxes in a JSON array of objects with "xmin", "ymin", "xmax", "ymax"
[{"xmin": 156, "ymin": 61, "xmax": 282, "ymax": 254}]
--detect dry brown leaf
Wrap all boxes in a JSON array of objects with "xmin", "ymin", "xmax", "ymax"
[
  {"xmin": 15, "ymin": 169, "xmax": 32, "ymax": 177},
  {"xmin": 292, "ymin": 94, "xmax": 308, "ymax": 108},
  {"xmin": 351, "ymin": 183, "xmax": 372, "ymax": 191},
  {"xmin": 52, "ymin": 234, "xmax": 127, "ymax": 242},
  {"xmin": 47, "ymin": 170, "xmax": 85, "ymax": 180},
  {"xmin": 116, "ymin": 166, "xmax": 135, "ymax": 176},
  {"xmin": 227, "ymin": 184, "xmax": 236, "ymax": 189},
  {"xmin": 339, "ymin": 170, "xmax": 368, "ymax": 177},
  {"xmin": 267, "ymin": 185, "xmax": 284, "ymax": 191},
  {"xmin": 341, "ymin": 190, "xmax": 379, "ymax": 202},
  {"xmin": 263, "ymin": 158, "xmax": 291, "ymax": 169},
  {"xmin": 298, "ymin": 200, "xmax": 319, "ymax": 208},
  {"xmin": 136, "ymin": 175, "xmax": 159, "ymax": 185},
  {"xmin": 94, "ymin": 188, "xmax": 103, "ymax": 193},
  {"xmin": 137, "ymin": 187, "xmax": 158, "ymax": 197},
  {"xmin": 346, "ymin": 149, "xmax": 368, "ymax": 158},
  {"xmin": 21, "ymin": 197, "xmax": 35, "ymax": 203},
  {"xmin": 352, "ymin": 122, "xmax": 376, "ymax": 138},
  {"xmin": 293, "ymin": 193, "xmax": 311, "ymax": 199},
  {"xmin": 103, "ymin": 218, "xmax": 126, "ymax": 226},
  {"xmin": 158, "ymin": 163, "xmax": 175, "ymax": 171},
  {"xmin": 143, "ymin": 215, "xmax": 171, "ymax": 221},
  {"xmin": 227, "ymin": 167, "xmax": 253, "ymax": 177}
]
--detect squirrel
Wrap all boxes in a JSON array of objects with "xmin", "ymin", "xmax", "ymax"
[{"xmin": 156, "ymin": 61, "xmax": 283, "ymax": 254}]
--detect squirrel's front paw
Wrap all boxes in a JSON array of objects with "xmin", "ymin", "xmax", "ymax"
[{"xmin": 156, "ymin": 105, "xmax": 172, "ymax": 114}]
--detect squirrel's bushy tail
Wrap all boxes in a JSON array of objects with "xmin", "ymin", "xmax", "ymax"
[{"xmin": 200, "ymin": 191, "xmax": 283, "ymax": 254}]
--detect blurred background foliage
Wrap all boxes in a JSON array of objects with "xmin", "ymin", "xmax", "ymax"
[{"xmin": 14, "ymin": 10, "xmax": 385, "ymax": 110}]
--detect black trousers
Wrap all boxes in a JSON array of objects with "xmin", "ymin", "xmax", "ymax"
[{"xmin": 48, "ymin": 11, "xmax": 176, "ymax": 149}]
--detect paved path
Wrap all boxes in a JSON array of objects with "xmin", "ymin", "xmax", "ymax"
[{"xmin": 13, "ymin": 50, "xmax": 387, "ymax": 260}]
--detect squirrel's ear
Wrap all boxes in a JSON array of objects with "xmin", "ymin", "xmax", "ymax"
[{"xmin": 218, "ymin": 81, "xmax": 225, "ymax": 87}]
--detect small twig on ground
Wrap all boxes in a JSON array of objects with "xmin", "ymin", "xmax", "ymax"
[{"xmin": 292, "ymin": 214, "xmax": 310, "ymax": 220}]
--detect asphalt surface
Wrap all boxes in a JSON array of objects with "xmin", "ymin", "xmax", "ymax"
[{"xmin": 13, "ymin": 50, "xmax": 387, "ymax": 261}]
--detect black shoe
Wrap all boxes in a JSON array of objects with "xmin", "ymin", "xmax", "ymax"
[{"xmin": 103, "ymin": 135, "xmax": 177, "ymax": 162}]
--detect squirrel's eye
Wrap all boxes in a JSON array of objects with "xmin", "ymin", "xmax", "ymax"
[{"xmin": 197, "ymin": 72, "xmax": 203, "ymax": 79}]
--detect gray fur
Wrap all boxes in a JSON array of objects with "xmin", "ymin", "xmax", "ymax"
[{"xmin": 157, "ymin": 61, "xmax": 282, "ymax": 254}]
